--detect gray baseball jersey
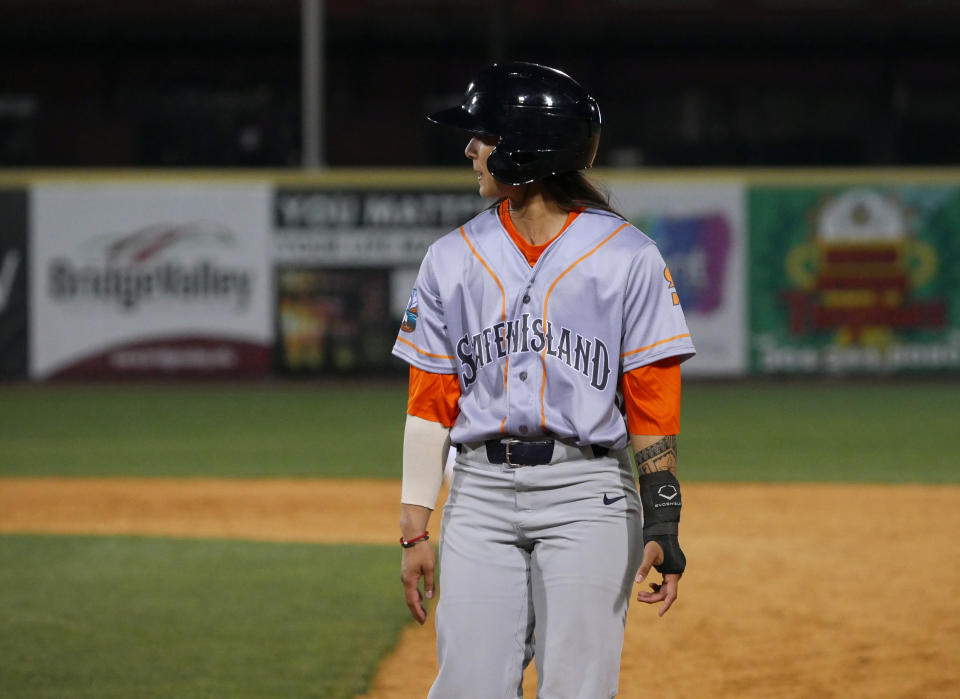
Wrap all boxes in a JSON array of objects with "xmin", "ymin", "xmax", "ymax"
[{"xmin": 392, "ymin": 206, "xmax": 696, "ymax": 445}]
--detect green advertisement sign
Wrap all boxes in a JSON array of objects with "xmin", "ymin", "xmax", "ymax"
[{"xmin": 749, "ymin": 184, "xmax": 960, "ymax": 373}]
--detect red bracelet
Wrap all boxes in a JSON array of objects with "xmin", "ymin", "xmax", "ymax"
[{"xmin": 400, "ymin": 531, "xmax": 430, "ymax": 548}]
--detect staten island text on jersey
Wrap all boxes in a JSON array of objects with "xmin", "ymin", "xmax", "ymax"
[{"xmin": 457, "ymin": 312, "xmax": 611, "ymax": 391}]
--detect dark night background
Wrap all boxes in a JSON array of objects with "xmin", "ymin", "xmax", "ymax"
[{"xmin": 1, "ymin": 0, "xmax": 958, "ymax": 169}]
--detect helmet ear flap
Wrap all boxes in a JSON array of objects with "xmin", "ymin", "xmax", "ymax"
[
  {"xmin": 509, "ymin": 151, "xmax": 538, "ymax": 165},
  {"xmin": 487, "ymin": 145, "xmax": 538, "ymax": 185},
  {"xmin": 488, "ymin": 129, "xmax": 600, "ymax": 186}
]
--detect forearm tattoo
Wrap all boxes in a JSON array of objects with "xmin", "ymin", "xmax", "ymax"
[{"xmin": 635, "ymin": 435, "xmax": 678, "ymax": 475}]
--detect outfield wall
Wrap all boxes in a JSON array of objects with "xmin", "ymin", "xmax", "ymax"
[{"xmin": 1, "ymin": 168, "xmax": 959, "ymax": 380}]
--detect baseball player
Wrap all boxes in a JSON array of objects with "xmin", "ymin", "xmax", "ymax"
[{"xmin": 393, "ymin": 62, "xmax": 695, "ymax": 699}]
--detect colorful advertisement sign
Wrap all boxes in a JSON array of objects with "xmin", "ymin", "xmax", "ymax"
[
  {"xmin": 272, "ymin": 187, "xmax": 484, "ymax": 374},
  {"xmin": 749, "ymin": 185, "xmax": 960, "ymax": 373},
  {"xmin": 609, "ymin": 181, "xmax": 747, "ymax": 376},
  {"xmin": 0, "ymin": 189, "xmax": 28, "ymax": 379},
  {"xmin": 30, "ymin": 183, "xmax": 273, "ymax": 378},
  {"xmin": 275, "ymin": 267, "xmax": 395, "ymax": 374}
]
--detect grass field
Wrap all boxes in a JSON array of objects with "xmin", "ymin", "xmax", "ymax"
[
  {"xmin": 0, "ymin": 535, "xmax": 409, "ymax": 698},
  {"xmin": 0, "ymin": 381, "xmax": 408, "ymax": 478},
  {"xmin": 1, "ymin": 378, "xmax": 958, "ymax": 698},
  {"xmin": 1, "ymin": 379, "xmax": 958, "ymax": 482}
]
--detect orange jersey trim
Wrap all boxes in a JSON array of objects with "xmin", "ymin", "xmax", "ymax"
[
  {"xmin": 407, "ymin": 366, "xmax": 461, "ymax": 428},
  {"xmin": 498, "ymin": 199, "xmax": 581, "ymax": 267},
  {"xmin": 621, "ymin": 358, "xmax": 681, "ymax": 436},
  {"xmin": 396, "ymin": 336, "xmax": 454, "ymax": 360},
  {"xmin": 621, "ymin": 333, "xmax": 692, "ymax": 358},
  {"xmin": 540, "ymin": 221, "xmax": 631, "ymax": 428},
  {"xmin": 460, "ymin": 226, "xmax": 508, "ymax": 429}
]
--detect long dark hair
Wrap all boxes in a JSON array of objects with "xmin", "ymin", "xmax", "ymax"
[
  {"xmin": 541, "ymin": 171, "xmax": 623, "ymax": 218},
  {"xmin": 490, "ymin": 170, "xmax": 624, "ymax": 218}
]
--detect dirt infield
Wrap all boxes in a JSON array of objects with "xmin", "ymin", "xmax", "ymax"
[{"xmin": 2, "ymin": 478, "xmax": 958, "ymax": 698}]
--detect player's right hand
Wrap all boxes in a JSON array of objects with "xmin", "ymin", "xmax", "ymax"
[{"xmin": 400, "ymin": 543, "xmax": 436, "ymax": 624}]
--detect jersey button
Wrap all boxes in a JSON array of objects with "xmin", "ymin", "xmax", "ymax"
[
  {"xmin": 519, "ymin": 371, "xmax": 527, "ymax": 381},
  {"xmin": 518, "ymin": 425, "xmax": 529, "ymax": 435},
  {"xmin": 522, "ymin": 294, "xmax": 531, "ymax": 304}
]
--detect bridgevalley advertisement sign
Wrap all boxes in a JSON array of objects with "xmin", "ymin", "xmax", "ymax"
[{"xmin": 30, "ymin": 184, "xmax": 272, "ymax": 378}]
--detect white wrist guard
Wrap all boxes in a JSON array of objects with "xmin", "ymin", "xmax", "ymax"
[{"xmin": 401, "ymin": 414, "xmax": 450, "ymax": 509}]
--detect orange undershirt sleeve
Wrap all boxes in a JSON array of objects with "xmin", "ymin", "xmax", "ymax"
[
  {"xmin": 621, "ymin": 357, "xmax": 682, "ymax": 436},
  {"xmin": 407, "ymin": 365, "xmax": 462, "ymax": 428}
]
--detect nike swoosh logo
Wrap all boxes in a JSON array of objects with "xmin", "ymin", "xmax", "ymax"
[{"xmin": 603, "ymin": 493, "xmax": 626, "ymax": 505}]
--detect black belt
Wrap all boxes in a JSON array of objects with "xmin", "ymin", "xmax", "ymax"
[{"xmin": 483, "ymin": 439, "xmax": 608, "ymax": 466}]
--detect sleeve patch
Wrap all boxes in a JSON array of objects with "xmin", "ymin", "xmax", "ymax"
[{"xmin": 400, "ymin": 288, "xmax": 419, "ymax": 333}]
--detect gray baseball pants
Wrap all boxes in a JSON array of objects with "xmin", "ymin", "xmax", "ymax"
[{"xmin": 427, "ymin": 443, "xmax": 643, "ymax": 699}]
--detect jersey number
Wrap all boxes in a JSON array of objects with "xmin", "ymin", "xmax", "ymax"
[{"xmin": 664, "ymin": 267, "xmax": 680, "ymax": 306}]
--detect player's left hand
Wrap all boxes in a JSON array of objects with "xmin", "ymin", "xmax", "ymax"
[{"xmin": 635, "ymin": 540, "xmax": 681, "ymax": 617}]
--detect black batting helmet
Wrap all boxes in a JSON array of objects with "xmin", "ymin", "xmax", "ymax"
[{"xmin": 427, "ymin": 62, "xmax": 601, "ymax": 186}]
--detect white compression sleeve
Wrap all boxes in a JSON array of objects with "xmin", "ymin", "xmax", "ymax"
[{"xmin": 401, "ymin": 414, "xmax": 450, "ymax": 509}]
